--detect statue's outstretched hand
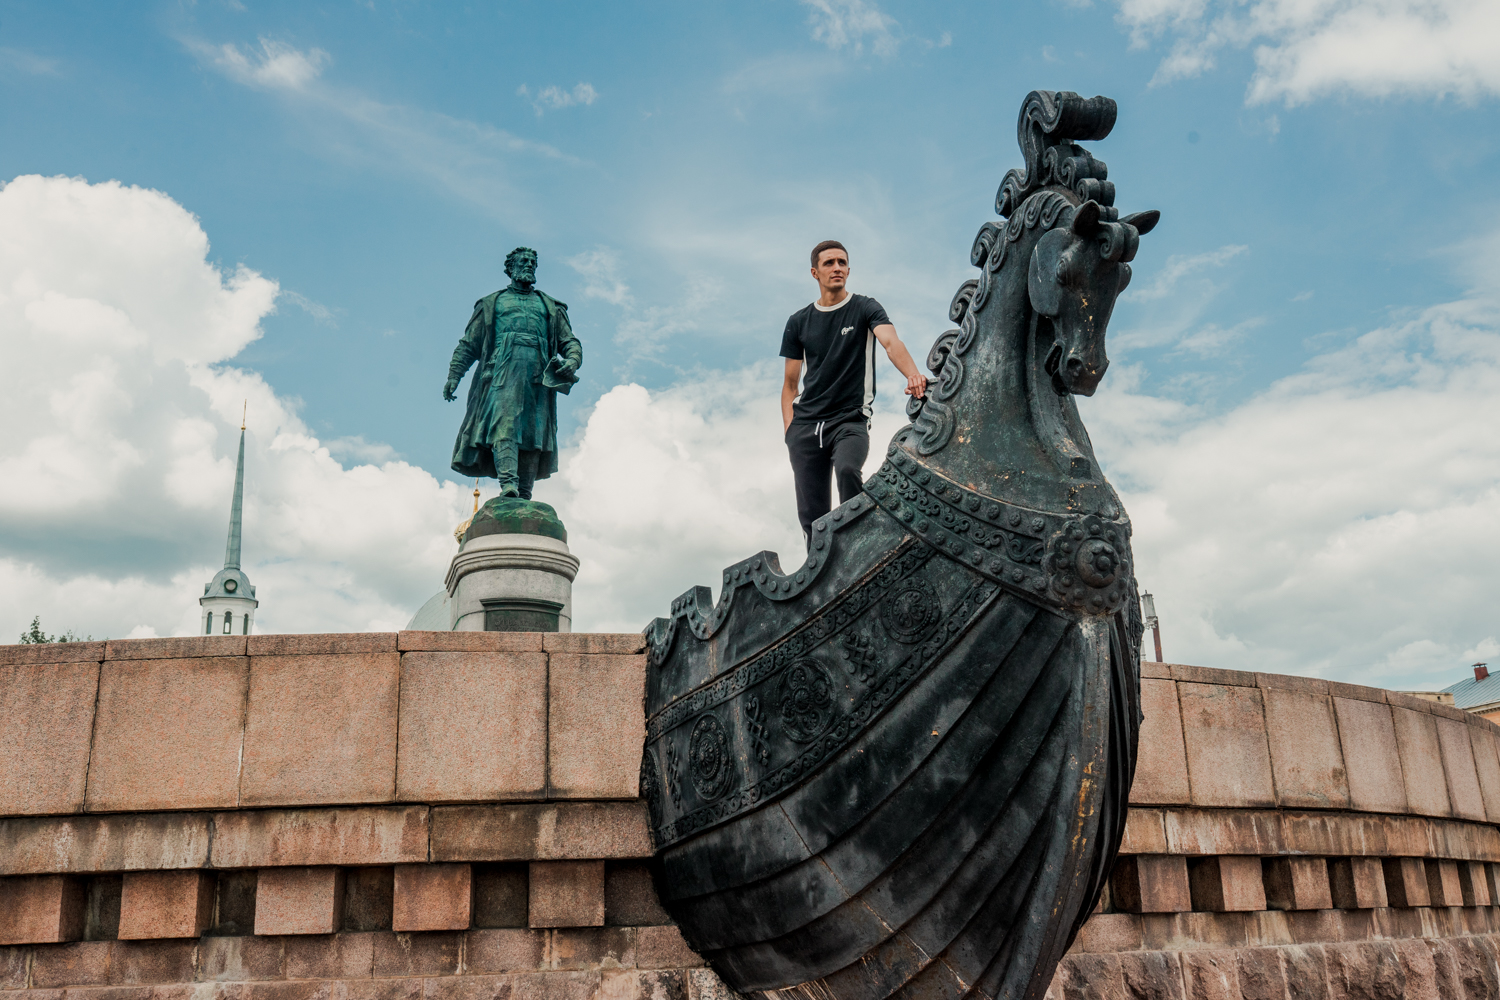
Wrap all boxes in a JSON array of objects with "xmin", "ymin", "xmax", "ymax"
[{"xmin": 443, "ymin": 378, "xmax": 459, "ymax": 402}]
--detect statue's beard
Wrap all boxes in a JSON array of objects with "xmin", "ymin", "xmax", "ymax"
[{"xmin": 508, "ymin": 264, "xmax": 537, "ymax": 285}]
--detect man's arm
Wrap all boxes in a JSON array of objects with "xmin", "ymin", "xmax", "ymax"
[
  {"xmin": 873, "ymin": 324, "xmax": 927, "ymax": 398},
  {"xmin": 782, "ymin": 359, "xmax": 802, "ymax": 433},
  {"xmin": 443, "ymin": 307, "xmax": 484, "ymax": 401}
]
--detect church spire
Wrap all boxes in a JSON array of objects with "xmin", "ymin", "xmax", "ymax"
[{"xmin": 224, "ymin": 405, "xmax": 246, "ymax": 570}]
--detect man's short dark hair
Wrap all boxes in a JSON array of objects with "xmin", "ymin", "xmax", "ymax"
[{"xmin": 811, "ymin": 240, "xmax": 847, "ymax": 268}]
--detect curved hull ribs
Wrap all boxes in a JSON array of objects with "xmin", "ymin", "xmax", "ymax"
[{"xmin": 644, "ymin": 90, "xmax": 1148, "ymax": 1000}]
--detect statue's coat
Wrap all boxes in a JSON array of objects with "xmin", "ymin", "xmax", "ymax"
[{"xmin": 448, "ymin": 287, "xmax": 582, "ymax": 480}]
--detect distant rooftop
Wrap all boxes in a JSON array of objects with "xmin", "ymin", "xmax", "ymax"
[{"xmin": 1442, "ymin": 666, "xmax": 1500, "ymax": 710}]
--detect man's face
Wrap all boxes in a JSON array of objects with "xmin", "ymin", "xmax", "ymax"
[
  {"xmin": 507, "ymin": 253, "xmax": 538, "ymax": 284},
  {"xmin": 812, "ymin": 248, "xmax": 849, "ymax": 293}
]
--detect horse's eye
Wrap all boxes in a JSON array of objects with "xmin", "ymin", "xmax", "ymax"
[{"xmin": 1117, "ymin": 264, "xmax": 1132, "ymax": 293}]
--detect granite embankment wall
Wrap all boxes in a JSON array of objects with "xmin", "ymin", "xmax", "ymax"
[{"xmin": 1, "ymin": 636, "xmax": 1499, "ymax": 1000}]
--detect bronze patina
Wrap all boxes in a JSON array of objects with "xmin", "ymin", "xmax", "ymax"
[
  {"xmin": 443, "ymin": 247, "xmax": 583, "ymax": 499},
  {"xmin": 643, "ymin": 91, "xmax": 1158, "ymax": 1000}
]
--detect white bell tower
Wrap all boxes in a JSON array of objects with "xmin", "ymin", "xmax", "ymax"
[{"xmin": 200, "ymin": 410, "xmax": 258, "ymax": 635}]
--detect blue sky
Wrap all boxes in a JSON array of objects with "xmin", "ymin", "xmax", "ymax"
[{"xmin": 3, "ymin": 0, "xmax": 1500, "ymax": 689}]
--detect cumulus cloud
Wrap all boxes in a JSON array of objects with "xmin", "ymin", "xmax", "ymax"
[
  {"xmin": 566, "ymin": 247, "xmax": 633, "ymax": 307},
  {"xmin": 0, "ymin": 175, "xmax": 470, "ymax": 640},
  {"xmin": 1115, "ymin": 0, "xmax": 1500, "ymax": 104},
  {"xmin": 517, "ymin": 83, "xmax": 599, "ymax": 116},
  {"xmin": 802, "ymin": 0, "xmax": 900, "ymax": 57},
  {"xmin": 1083, "ymin": 223, "xmax": 1500, "ymax": 689}
]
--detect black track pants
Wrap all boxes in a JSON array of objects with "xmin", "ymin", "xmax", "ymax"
[{"xmin": 786, "ymin": 417, "xmax": 869, "ymax": 546}]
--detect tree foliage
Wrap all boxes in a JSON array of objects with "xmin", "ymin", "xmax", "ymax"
[{"xmin": 17, "ymin": 616, "xmax": 92, "ymax": 644}]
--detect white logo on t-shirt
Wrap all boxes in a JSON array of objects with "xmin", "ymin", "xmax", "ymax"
[{"xmin": 840, "ymin": 325, "xmax": 855, "ymax": 336}]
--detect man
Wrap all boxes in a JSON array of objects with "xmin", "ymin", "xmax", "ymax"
[
  {"xmin": 444, "ymin": 247, "xmax": 583, "ymax": 499},
  {"xmin": 781, "ymin": 240, "xmax": 926, "ymax": 544}
]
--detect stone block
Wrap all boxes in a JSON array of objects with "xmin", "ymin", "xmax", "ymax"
[
  {"xmin": 463, "ymin": 928, "xmax": 546, "ymax": 974},
  {"xmin": 1331, "ymin": 698, "xmax": 1408, "ymax": 815},
  {"xmin": 1467, "ymin": 727, "xmax": 1500, "ymax": 824},
  {"xmin": 634, "ymin": 925, "xmax": 704, "ymax": 969},
  {"xmin": 1109, "ymin": 855, "xmax": 1192, "ymax": 913},
  {"xmin": 85, "ymin": 656, "xmax": 249, "ymax": 813},
  {"xmin": 1444, "ymin": 935, "xmax": 1500, "ymax": 998},
  {"xmin": 0, "ymin": 875, "xmax": 85, "ymax": 944},
  {"xmin": 1177, "ymin": 683, "xmax": 1276, "ymax": 808},
  {"xmin": 106, "ymin": 636, "xmax": 246, "ymax": 660},
  {"xmin": 255, "ymin": 867, "xmax": 345, "ymax": 935},
  {"xmin": 28, "ymin": 940, "xmax": 111, "ymax": 987},
  {"xmin": 1389, "ymin": 939, "xmax": 1438, "ymax": 1000},
  {"xmin": 1424, "ymin": 859, "xmax": 1463, "ymax": 907},
  {"xmin": 1262, "ymin": 689, "xmax": 1349, "ymax": 809},
  {"xmin": 1381, "ymin": 857, "xmax": 1431, "ymax": 908},
  {"xmin": 1254, "ymin": 673, "xmax": 1330, "ymax": 696},
  {"xmin": 1168, "ymin": 663, "xmax": 1256, "ymax": 688},
  {"xmin": 117, "ymin": 871, "xmax": 214, "ymax": 940},
  {"xmin": 371, "ymin": 931, "xmax": 461, "ymax": 977},
  {"xmin": 1434, "ymin": 717, "xmax": 1485, "ymax": 821},
  {"xmin": 431, "ymin": 803, "xmax": 653, "ymax": 861},
  {"xmin": 1328, "ymin": 857, "xmax": 1387, "ymax": 909},
  {"xmin": 397, "ymin": 631, "xmax": 544, "ymax": 652},
  {"xmin": 1390, "ymin": 708, "xmax": 1452, "ymax": 818},
  {"xmin": 0, "ymin": 661, "xmax": 98, "ymax": 816},
  {"xmin": 547, "ymin": 927, "xmax": 636, "ymax": 970},
  {"xmin": 393, "ymin": 864, "xmax": 472, "ymax": 932},
  {"xmin": 1236, "ymin": 947, "xmax": 1290, "ymax": 1000},
  {"xmin": 1323, "ymin": 940, "xmax": 1406, "ymax": 1000},
  {"xmin": 1141, "ymin": 660, "xmax": 1171, "ymax": 679},
  {"xmin": 1071, "ymin": 912, "xmax": 1143, "ymax": 953},
  {"xmin": 1278, "ymin": 944, "xmax": 1328, "ymax": 1000},
  {"xmin": 1131, "ymin": 679, "xmax": 1191, "ymax": 805},
  {"xmin": 240, "ymin": 653, "xmax": 399, "ymax": 806},
  {"xmin": 1187, "ymin": 856, "xmax": 1266, "ymax": 913},
  {"xmin": 211, "ymin": 806, "xmax": 427, "ymax": 868},
  {"xmin": 0, "ymin": 641, "xmax": 104, "ymax": 665},
  {"xmin": 0, "ymin": 944, "xmax": 23, "ymax": 988},
  {"xmin": 529, "ymin": 861, "xmax": 605, "ymax": 928},
  {"xmin": 547, "ymin": 654, "xmax": 647, "ymax": 799},
  {"xmin": 1486, "ymin": 863, "xmax": 1500, "ymax": 905},
  {"xmin": 1179, "ymin": 950, "xmax": 1240, "ymax": 1000},
  {"xmin": 1120, "ymin": 809, "xmax": 1168, "ymax": 855},
  {"xmin": 107, "ymin": 938, "xmax": 197, "ymax": 983},
  {"xmin": 1458, "ymin": 861, "xmax": 1492, "ymax": 907},
  {"xmin": 0, "ymin": 813, "xmax": 211, "ymax": 877},
  {"xmin": 247, "ymin": 633, "xmax": 397, "ymax": 656},
  {"xmin": 197, "ymin": 934, "xmax": 286, "ymax": 981},
  {"xmin": 1162, "ymin": 807, "xmax": 1282, "ymax": 857},
  {"xmin": 1263, "ymin": 857, "xmax": 1332, "ymax": 911},
  {"xmin": 1118, "ymin": 951, "xmax": 1185, "ymax": 1000},
  {"xmin": 283, "ymin": 931, "xmax": 376, "ymax": 979},
  {"xmin": 605, "ymin": 862, "xmax": 671, "ymax": 926},
  {"xmin": 396, "ymin": 652, "xmax": 547, "ymax": 802},
  {"xmin": 345, "ymin": 977, "xmax": 426, "ymax": 1000},
  {"xmin": 543, "ymin": 634, "xmax": 646, "ymax": 654}
]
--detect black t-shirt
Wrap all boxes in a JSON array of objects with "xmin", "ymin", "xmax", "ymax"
[{"xmin": 779, "ymin": 293, "xmax": 892, "ymax": 425}]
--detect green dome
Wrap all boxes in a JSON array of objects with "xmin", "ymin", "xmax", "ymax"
[{"xmin": 462, "ymin": 497, "xmax": 567, "ymax": 545}]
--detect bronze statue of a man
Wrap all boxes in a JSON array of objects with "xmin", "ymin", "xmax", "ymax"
[{"xmin": 443, "ymin": 248, "xmax": 583, "ymax": 499}]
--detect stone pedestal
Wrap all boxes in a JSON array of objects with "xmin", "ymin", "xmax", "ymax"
[{"xmin": 444, "ymin": 499, "xmax": 579, "ymax": 633}]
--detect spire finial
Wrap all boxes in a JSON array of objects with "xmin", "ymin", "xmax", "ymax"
[
  {"xmin": 473, "ymin": 479, "xmax": 480, "ymax": 514},
  {"xmin": 241, "ymin": 399, "xmax": 247, "ymax": 431}
]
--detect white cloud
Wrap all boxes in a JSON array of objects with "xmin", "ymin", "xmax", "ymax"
[
  {"xmin": 802, "ymin": 0, "xmax": 900, "ymax": 57},
  {"xmin": 0, "ymin": 175, "xmax": 469, "ymax": 640},
  {"xmin": 0, "ymin": 47, "xmax": 61, "ymax": 77},
  {"xmin": 1113, "ymin": 244, "xmax": 1252, "ymax": 352},
  {"xmin": 517, "ymin": 82, "xmax": 599, "ymax": 116},
  {"xmin": 550, "ymin": 364, "xmax": 912, "ymax": 633},
  {"xmin": 195, "ymin": 37, "xmax": 330, "ymax": 91},
  {"xmin": 1115, "ymin": 0, "xmax": 1500, "ymax": 104},
  {"xmin": 184, "ymin": 37, "xmax": 579, "ymax": 225},
  {"xmin": 1124, "ymin": 244, "xmax": 1247, "ymax": 302},
  {"xmin": 566, "ymin": 247, "xmax": 633, "ymax": 307},
  {"xmin": 1082, "ymin": 222, "xmax": 1500, "ymax": 689}
]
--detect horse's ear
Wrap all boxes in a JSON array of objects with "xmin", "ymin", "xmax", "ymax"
[
  {"xmin": 1071, "ymin": 201, "xmax": 1100, "ymax": 237},
  {"xmin": 1029, "ymin": 228, "xmax": 1070, "ymax": 317},
  {"xmin": 1122, "ymin": 210, "xmax": 1160, "ymax": 235}
]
